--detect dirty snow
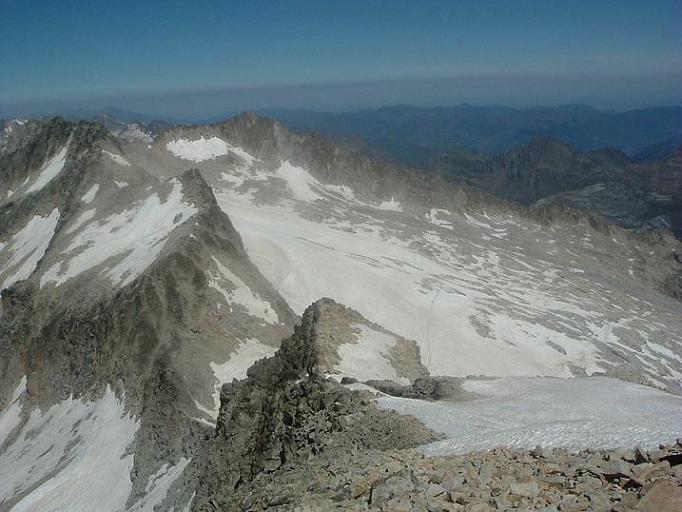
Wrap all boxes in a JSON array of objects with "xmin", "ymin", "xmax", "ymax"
[
  {"xmin": 0, "ymin": 385, "xmax": 138, "ymax": 512},
  {"xmin": 378, "ymin": 376, "xmax": 682, "ymax": 455},
  {"xmin": 26, "ymin": 145, "xmax": 68, "ymax": 193},
  {"xmin": 41, "ymin": 179, "xmax": 196, "ymax": 287},
  {"xmin": 1, "ymin": 208, "xmax": 60, "ymax": 290},
  {"xmin": 121, "ymin": 124, "xmax": 153, "ymax": 143},
  {"xmin": 224, "ymin": 142, "xmax": 258, "ymax": 165},
  {"xmin": 208, "ymin": 257, "xmax": 280, "ymax": 324},
  {"xmin": 335, "ymin": 324, "xmax": 409, "ymax": 384},
  {"xmin": 103, "ymin": 149, "xmax": 131, "ymax": 167}
]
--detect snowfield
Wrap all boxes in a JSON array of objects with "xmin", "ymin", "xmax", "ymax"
[
  {"xmin": 167, "ymin": 136, "xmax": 229, "ymax": 162},
  {"xmin": 41, "ymin": 179, "xmax": 197, "ymax": 287},
  {"xmin": 0, "ymin": 208, "xmax": 60, "ymax": 290},
  {"xmin": 205, "ymin": 146, "xmax": 682, "ymax": 392},
  {"xmin": 26, "ymin": 145, "xmax": 68, "ymax": 194},
  {"xmin": 0, "ymin": 380, "xmax": 139, "ymax": 512},
  {"xmin": 3, "ymin": 123, "xmax": 682, "ymax": 511},
  {"xmin": 335, "ymin": 324, "xmax": 411, "ymax": 385},
  {"xmin": 166, "ymin": 136, "xmax": 262, "ymax": 164},
  {"xmin": 377, "ymin": 376, "xmax": 682, "ymax": 455}
]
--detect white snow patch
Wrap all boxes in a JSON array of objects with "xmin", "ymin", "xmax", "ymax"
[
  {"xmin": 114, "ymin": 180, "xmax": 128, "ymax": 189},
  {"xmin": 208, "ymin": 257, "xmax": 279, "ymax": 324},
  {"xmin": 26, "ymin": 145, "xmax": 68, "ymax": 193},
  {"xmin": 376, "ymin": 198, "xmax": 402, "ymax": 211},
  {"xmin": 463, "ymin": 213, "xmax": 493, "ymax": 229},
  {"xmin": 166, "ymin": 137, "xmax": 229, "ymax": 162},
  {"xmin": 335, "ymin": 324, "xmax": 408, "ymax": 384},
  {"xmin": 102, "ymin": 149, "xmax": 131, "ymax": 167},
  {"xmin": 81, "ymin": 184, "xmax": 100, "ymax": 204},
  {"xmin": 274, "ymin": 160, "xmax": 323, "ymax": 202},
  {"xmin": 0, "ymin": 387, "xmax": 138, "ymax": 512},
  {"xmin": 41, "ymin": 180, "xmax": 197, "ymax": 287},
  {"xmin": 1, "ymin": 208, "xmax": 60, "ymax": 290},
  {"xmin": 378, "ymin": 377, "xmax": 682, "ymax": 455}
]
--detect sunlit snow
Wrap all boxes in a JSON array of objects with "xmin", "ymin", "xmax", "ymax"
[
  {"xmin": 377, "ymin": 197, "xmax": 402, "ymax": 211},
  {"xmin": 335, "ymin": 324, "xmax": 409, "ymax": 384},
  {"xmin": 0, "ymin": 382, "xmax": 138, "ymax": 512},
  {"xmin": 211, "ymin": 158, "xmax": 682, "ymax": 386},
  {"xmin": 166, "ymin": 137, "xmax": 229, "ymax": 162},
  {"xmin": 41, "ymin": 179, "xmax": 197, "ymax": 287},
  {"xmin": 0, "ymin": 208, "xmax": 60, "ymax": 290},
  {"xmin": 26, "ymin": 145, "xmax": 68, "ymax": 194},
  {"xmin": 378, "ymin": 376, "xmax": 682, "ymax": 455},
  {"xmin": 81, "ymin": 184, "xmax": 100, "ymax": 203}
]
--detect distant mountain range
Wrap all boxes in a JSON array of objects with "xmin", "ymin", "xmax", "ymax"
[
  {"xmin": 263, "ymin": 104, "xmax": 682, "ymax": 163},
  {"xmin": 4, "ymin": 104, "xmax": 681, "ymax": 238},
  {"xmin": 426, "ymin": 136, "xmax": 682, "ymax": 238}
]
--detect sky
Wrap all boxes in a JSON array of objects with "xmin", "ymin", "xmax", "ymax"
[{"xmin": 1, "ymin": 0, "xmax": 681, "ymax": 117}]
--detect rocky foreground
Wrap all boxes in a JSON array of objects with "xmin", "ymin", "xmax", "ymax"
[
  {"xmin": 233, "ymin": 442, "xmax": 682, "ymax": 512},
  {"xmin": 186, "ymin": 301, "xmax": 682, "ymax": 511}
]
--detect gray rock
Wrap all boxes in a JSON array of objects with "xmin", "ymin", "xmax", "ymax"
[{"xmin": 510, "ymin": 482, "xmax": 540, "ymax": 497}]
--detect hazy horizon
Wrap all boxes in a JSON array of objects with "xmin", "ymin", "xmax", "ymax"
[
  {"xmin": 2, "ymin": 0, "xmax": 681, "ymax": 119},
  {"xmin": 2, "ymin": 73, "xmax": 682, "ymax": 122}
]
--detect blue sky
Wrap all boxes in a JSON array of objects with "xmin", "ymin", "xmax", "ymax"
[{"xmin": 1, "ymin": 0, "xmax": 680, "ymax": 114}]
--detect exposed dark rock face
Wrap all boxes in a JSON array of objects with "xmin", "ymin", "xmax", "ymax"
[
  {"xmin": 191, "ymin": 300, "xmax": 441, "ymax": 510},
  {"xmin": 365, "ymin": 376, "xmax": 476, "ymax": 402}
]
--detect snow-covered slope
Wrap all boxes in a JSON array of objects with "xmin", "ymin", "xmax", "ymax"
[
  {"xmin": 147, "ymin": 116, "xmax": 682, "ymax": 395},
  {"xmin": 0, "ymin": 118, "xmax": 298, "ymax": 511},
  {"xmin": 1, "ymin": 114, "xmax": 681, "ymax": 510},
  {"xmin": 378, "ymin": 376, "xmax": 682, "ymax": 455}
]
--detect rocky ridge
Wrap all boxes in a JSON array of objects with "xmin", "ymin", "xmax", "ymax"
[{"xmin": 0, "ymin": 118, "xmax": 298, "ymax": 509}]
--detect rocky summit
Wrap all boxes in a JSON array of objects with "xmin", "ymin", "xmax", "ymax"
[{"xmin": 0, "ymin": 114, "xmax": 681, "ymax": 511}]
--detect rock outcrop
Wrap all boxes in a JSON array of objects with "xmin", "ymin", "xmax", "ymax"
[{"xmin": 190, "ymin": 300, "xmax": 441, "ymax": 510}]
